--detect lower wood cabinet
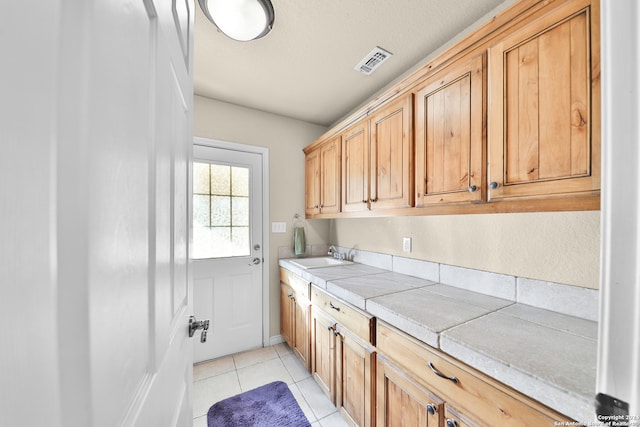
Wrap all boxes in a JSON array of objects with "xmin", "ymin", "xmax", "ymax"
[
  {"xmin": 310, "ymin": 285, "xmax": 376, "ymax": 427},
  {"xmin": 376, "ymin": 321, "xmax": 572, "ymax": 427},
  {"xmin": 280, "ymin": 269, "xmax": 311, "ymax": 370},
  {"xmin": 377, "ymin": 354, "xmax": 442, "ymax": 427},
  {"xmin": 280, "ymin": 268, "xmax": 574, "ymax": 427},
  {"xmin": 310, "ymin": 306, "xmax": 337, "ymax": 402},
  {"xmin": 336, "ymin": 325, "xmax": 376, "ymax": 427}
]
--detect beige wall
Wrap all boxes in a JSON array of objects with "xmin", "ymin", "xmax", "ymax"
[
  {"xmin": 194, "ymin": 94, "xmax": 601, "ymax": 344},
  {"xmin": 330, "ymin": 210, "xmax": 600, "ymax": 289},
  {"xmin": 194, "ymin": 95, "xmax": 330, "ymax": 338}
]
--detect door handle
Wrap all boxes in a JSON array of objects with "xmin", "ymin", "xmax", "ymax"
[
  {"xmin": 189, "ymin": 316, "xmax": 210, "ymax": 343},
  {"xmin": 249, "ymin": 257, "xmax": 261, "ymax": 266}
]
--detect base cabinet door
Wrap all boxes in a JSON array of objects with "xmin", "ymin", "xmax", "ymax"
[
  {"xmin": 280, "ymin": 283, "xmax": 294, "ymax": 347},
  {"xmin": 377, "ymin": 355, "xmax": 442, "ymax": 427},
  {"xmin": 336, "ymin": 328, "xmax": 376, "ymax": 427},
  {"xmin": 292, "ymin": 294, "xmax": 311, "ymax": 370},
  {"xmin": 311, "ymin": 307, "xmax": 337, "ymax": 403}
]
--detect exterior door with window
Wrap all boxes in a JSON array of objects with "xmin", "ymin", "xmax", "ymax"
[{"xmin": 192, "ymin": 144, "xmax": 264, "ymax": 362}]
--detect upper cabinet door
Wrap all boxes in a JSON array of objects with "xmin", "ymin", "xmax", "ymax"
[
  {"xmin": 342, "ymin": 119, "xmax": 370, "ymax": 213},
  {"xmin": 414, "ymin": 54, "xmax": 485, "ymax": 207},
  {"xmin": 320, "ymin": 136, "xmax": 341, "ymax": 214},
  {"xmin": 488, "ymin": 0, "xmax": 600, "ymax": 201},
  {"xmin": 369, "ymin": 94, "xmax": 414, "ymax": 210},
  {"xmin": 305, "ymin": 148, "xmax": 321, "ymax": 215}
]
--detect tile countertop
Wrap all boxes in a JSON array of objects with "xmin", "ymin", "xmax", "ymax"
[{"xmin": 278, "ymin": 258, "xmax": 598, "ymax": 423}]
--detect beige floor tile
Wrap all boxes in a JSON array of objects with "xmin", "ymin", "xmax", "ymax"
[
  {"xmin": 296, "ymin": 376, "xmax": 337, "ymax": 420},
  {"xmin": 281, "ymin": 353, "xmax": 311, "ymax": 382},
  {"xmin": 233, "ymin": 346, "xmax": 279, "ymax": 369},
  {"xmin": 288, "ymin": 382, "xmax": 317, "ymax": 423},
  {"xmin": 237, "ymin": 357, "xmax": 294, "ymax": 391},
  {"xmin": 274, "ymin": 341, "xmax": 294, "ymax": 357},
  {"xmin": 318, "ymin": 411, "xmax": 350, "ymax": 427},
  {"xmin": 193, "ymin": 371, "xmax": 240, "ymax": 418},
  {"xmin": 193, "ymin": 415, "xmax": 207, "ymax": 427},
  {"xmin": 192, "ymin": 345, "xmax": 349, "ymax": 426},
  {"xmin": 193, "ymin": 356, "xmax": 235, "ymax": 382}
]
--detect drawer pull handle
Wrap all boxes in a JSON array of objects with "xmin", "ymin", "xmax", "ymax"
[
  {"xmin": 428, "ymin": 362, "xmax": 459, "ymax": 384},
  {"xmin": 329, "ymin": 302, "xmax": 341, "ymax": 312}
]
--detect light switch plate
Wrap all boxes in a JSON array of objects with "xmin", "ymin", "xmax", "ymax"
[{"xmin": 272, "ymin": 222, "xmax": 287, "ymax": 233}]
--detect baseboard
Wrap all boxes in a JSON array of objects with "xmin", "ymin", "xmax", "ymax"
[{"xmin": 268, "ymin": 335, "xmax": 284, "ymax": 346}]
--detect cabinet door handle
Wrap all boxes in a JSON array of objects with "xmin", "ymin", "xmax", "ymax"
[
  {"xmin": 428, "ymin": 362, "xmax": 459, "ymax": 384},
  {"xmin": 329, "ymin": 302, "xmax": 341, "ymax": 312},
  {"xmin": 426, "ymin": 404, "xmax": 437, "ymax": 415},
  {"xmin": 489, "ymin": 181, "xmax": 499, "ymax": 190},
  {"xmin": 468, "ymin": 185, "xmax": 478, "ymax": 193},
  {"xmin": 446, "ymin": 419, "xmax": 459, "ymax": 427}
]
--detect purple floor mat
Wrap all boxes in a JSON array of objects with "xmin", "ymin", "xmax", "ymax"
[{"xmin": 207, "ymin": 381, "xmax": 311, "ymax": 427}]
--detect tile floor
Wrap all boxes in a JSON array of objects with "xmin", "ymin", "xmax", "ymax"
[{"xmin": 193, "ymin": 344, "xmax": 349, "ymax": 427}]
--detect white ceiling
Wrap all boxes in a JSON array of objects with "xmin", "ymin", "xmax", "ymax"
[{"xmin": 194, "ymin": 0, "xmax": 511, "ymax": 127}]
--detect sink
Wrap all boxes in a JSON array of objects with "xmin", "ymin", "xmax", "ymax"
[{"xmin": 289, "ymin": 257, "xmax": 354, "ymax": 269}]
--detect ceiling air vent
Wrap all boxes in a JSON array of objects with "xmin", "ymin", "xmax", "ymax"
[{"xmin": 354, "ymin": 46, "xmax": 393, "ymax": 75}]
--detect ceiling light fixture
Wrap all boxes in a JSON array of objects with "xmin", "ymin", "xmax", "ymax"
[{"xmin": 198, "ymin": 0, "xmax": 275, "ymax": 42}]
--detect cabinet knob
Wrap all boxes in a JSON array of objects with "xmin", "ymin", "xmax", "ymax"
[
  {"xmin": 362, "ymin": 199, "xmax": 367, "ymax": 203},
  {"xmin": 426, "ymin": 404, "xmax": 437, "ymax": 415},
  {"xmin": 468, "ymin": 185, "xmax": 477, "ymax": 193},
  {"xmin": 446, "ymin": 419, "xmax": 459, "ymax": 427},
  {"xmin": 369, "ymin": 197, "xmax": 378, "ymax": 203},
  {"xmin": 489, "ymin": 181, "xmax": 499, "ymax": 190}
]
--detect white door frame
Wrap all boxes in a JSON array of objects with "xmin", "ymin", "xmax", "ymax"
[
  {"xmin": 193, "ymin": 136, "xmax": 271, "ymax": 348},
  {"xmin": 597, "ymin": 0, "xmax": 640, "ymax": 416}
]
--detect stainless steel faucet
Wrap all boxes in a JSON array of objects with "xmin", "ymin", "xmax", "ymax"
[{"xmin": 328, "ymin": 245, "xmax": 345, "ymax": 260}]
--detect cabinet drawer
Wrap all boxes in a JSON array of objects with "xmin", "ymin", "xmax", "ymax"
[
  {"xmin": 280, "ymin": 268, "xmax": 311, "ymax": 300},
  {"xmin": 377, "ymin": 321, "xmax": 571, "ymax": 426},
  {"xmin": 311, "ymin": 286, "xmax": 374, "ymax": 344}
]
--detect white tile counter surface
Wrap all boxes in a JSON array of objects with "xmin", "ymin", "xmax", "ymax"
[{"xmin": 279, "ymin": 257, "xmax": 598, "ymax": 423}]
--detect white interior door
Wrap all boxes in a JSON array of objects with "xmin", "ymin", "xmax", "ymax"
[
  {"xmin": 193, "ymin": 144, "xmax": 265, "ymax": 362},
  {"xmin": 0, "ymin": 1, "xmax": 196, "ymax": 426}
]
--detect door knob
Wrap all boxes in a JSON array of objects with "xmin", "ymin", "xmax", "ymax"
[
  {"xmin": 249, "ymin": 257, "xmax": 261, "ymax": 266},
  {"xmin": 189, "ymin": 316, "xmax": 210, "ymax": 343}
]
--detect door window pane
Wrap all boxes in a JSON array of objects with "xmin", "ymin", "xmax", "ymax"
[{"xmin": 193, "ymin": 161, "xmax": 251, "ymax": 259}]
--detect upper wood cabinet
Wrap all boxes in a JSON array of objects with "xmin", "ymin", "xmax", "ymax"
[
  {"xmin": 370, "ymin": 94, "xmax": 414, "ymax": 210},
  {"xmin": 341, "ymin": 94, "xmax": 413, "ymax": 214},
  {"xmin": 305, "ymin": 136, "xmax": 341, "ymax": 216},
  {"xmin": 487, "ymin": 0, "xmax": 600, "ymax": 202},
  {"xmin": 304, "ymin": 0, "xmax": 600, "ymax": 217},
  {"xmin": 342, "ymin": 119, "xmax": 370, "ymax": 213},
  {"xmin": 414, "ymin": 54, "xmax": 486, "ymax": 207}
]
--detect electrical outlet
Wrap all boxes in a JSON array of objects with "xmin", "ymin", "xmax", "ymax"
[{"xmin": 403, "ymin": 237, "xmax": 412, "ymax": 253}]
